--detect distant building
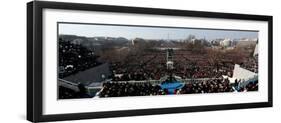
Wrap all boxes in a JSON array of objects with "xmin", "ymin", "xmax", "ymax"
[
  {"xmin": 220, "ymin": 38, "xmax": 232, "ymax": 47},
  {"xmin": 211, "ymin": 38, "xmax": 224, "ymax": 46},
  {"xmin": 191, "ymin": 39, "xmax": 201, "ymax": 44},
  {"xmin": 236, "ymin": 41, "xmax": 257, "ymax": 48},
  {"xmin": 239, "ymin": 38, "xmax": 258, "ymax": 42},
  {"xmin": 71, "ymin": 38, "xmax": 84, "ymax": 45}
]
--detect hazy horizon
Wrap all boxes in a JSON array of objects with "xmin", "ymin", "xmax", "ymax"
[{"xmin": 59, "ymin": 23, "xmax": 258, "ymax": 41}]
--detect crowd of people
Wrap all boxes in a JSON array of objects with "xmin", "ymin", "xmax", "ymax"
[
  {"xmin": 178, "ymin": 78, "xmax": 234, "ymax": 94},
  {"xmin": 58, "ymin": 37, "xmax": 259, "ymax": 98},
  {"xmin": 110, "ymin": 49, "xmax": 236, "ymax": 81},
  {"xmin": 111, "ymin": 53, "xmax": 167, "ymax": 81},
  {"xmin": 98, "ymin": 78, "xmax": 258, "ymax": 98},
  {"xmin": 239, "ymin": 80, "xmax": 258, "ymax": 92},
  {"xmin": 99, "ymin": 82, "xmax": 165, "ymax": 97},
  {"xmin": 58, "ymin": 39, "xmax": 101, "ymax": 78},
  {"xmin": 240, "ymin": 55, "xmax": 258, "ymax": 73},
  {"xmin": 58, "ymin": 37, "xmax": 257, "ymax": 82}
]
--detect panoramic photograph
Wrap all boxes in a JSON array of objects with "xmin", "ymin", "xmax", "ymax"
[{"xmin": 57, "ymin": 23, "xmax": 259, "ymax": 99}]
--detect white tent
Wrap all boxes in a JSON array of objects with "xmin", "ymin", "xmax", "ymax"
[
  {"xmin": 227, "ymin": 64, "xmax": 258, "ymax": 88},
  {"xmin": 253, "ymin": 43, "xmax": 258, "ymax": 56}
]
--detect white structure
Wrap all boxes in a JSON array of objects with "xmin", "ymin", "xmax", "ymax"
[
  {"xmin": 239, "ymin": 38, "xmax": 258, "ymax": 42},
  {"xmin": 220, "ymin": 38, "xmax": 231, "ymax": 47},
  {"xmin": 166, "ymin": 61, "xmax": 174, "ymax": 70},
  {"xmin": 166, "ymin": 49, "xmax": 174, "ymax": 70},
  {"xmin": 131, "ymin": 39, "xmax": 135, "ymax": 45},
  {"xmin": 253, "ymin": 43, "xmax": 258, "ymax": 56},
  {"xmin": 229, "ymin": 64, "xmax": 258, "ymax": 88}
]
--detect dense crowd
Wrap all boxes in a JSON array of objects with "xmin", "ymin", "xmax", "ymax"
[
  {"xmin": 111, "ymin": 53, "xmax": 167, "ymax": 81},
  {"xmin": 110, "ymin": 50, "xmax": 235, "ymax": 81},
  {"xmin": 59, "ymin": 39, "xmax": 101, "ymax": 78},
  {"xmin": 99, "ymin": 82, "xmax": 165, "ymax": 97},
  {"xmin": 98, "ymin": 78, "xmax": 258, "ymax": 98},
  {"xmin": 58, "ymin": 38, "xmax": 257, "ymax": 81},
  {"xmin": 58, "ymin": 38, "xmax": 259, "ymax": 98},
  {"xmin": 240, "ymin": 55, "xmax": 258, "ymax": 73},
  {"xmin": 178, "ymin": 78, "xmax": 233, "ymax": 94},
  {"xmin": 178, "ymin": 79, "xmax": 258, "ymax": 94},
  {"xmin": 239, "ymin": 80, "xmax": 258, "ymax": 92}
]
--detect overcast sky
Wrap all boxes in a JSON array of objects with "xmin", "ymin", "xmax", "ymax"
[{"xmin": 59, "ymin": 23, "xmax": 258, "ymax": 40}]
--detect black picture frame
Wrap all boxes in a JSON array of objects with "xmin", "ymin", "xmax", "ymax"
[{"xmin": 27, "ymin": 1, "xmax": 273, "ymax": 122}]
